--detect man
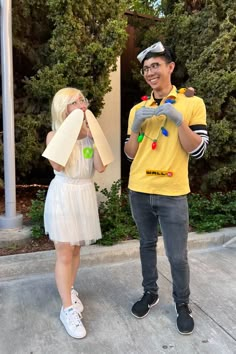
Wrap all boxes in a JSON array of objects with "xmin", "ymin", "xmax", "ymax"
[{"xmin": 124, "ymin": 41, "xmax": 208, "ymax": 335}]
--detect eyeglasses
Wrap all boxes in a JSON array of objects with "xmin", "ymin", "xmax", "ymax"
[
  {"xmin": 69, "ymin": 97, "xmax": 89, "ymax": 107},
  {"xmin": 140, "ymin": 62, "xmax": 161, "ymax": 76}
]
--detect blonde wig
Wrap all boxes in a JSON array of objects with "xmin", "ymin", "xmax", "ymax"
[{"xmin": 51, "ymin": 87, "xmax": 85, "ymax": 176}]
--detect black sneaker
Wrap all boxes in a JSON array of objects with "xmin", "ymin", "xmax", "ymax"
[
  {"xmin": 175, "ymin": 303, "xmax": 194, "ymax": 335},
  {"xmin": 131, "ymin": 291, "xmax": 159, "ymax": 318}
]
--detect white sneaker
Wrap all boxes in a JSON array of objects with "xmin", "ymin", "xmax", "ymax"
[
  {"xmin": 71, "ymin": 288, "xmax": 84, "ymax": 313},
  {"xmin": 60, "ymin": 307, "xmax": 86, "ymax": 339}
]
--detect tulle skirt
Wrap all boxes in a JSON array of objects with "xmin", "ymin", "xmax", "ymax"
[{"xmin": 44, "ymin": 175, "xmax": 102, "ymax": 246}]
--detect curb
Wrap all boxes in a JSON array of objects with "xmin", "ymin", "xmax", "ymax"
[
  {"xmin": 0, "ymin": 225, "xmax": 31, "ymax": 248},
  {"xmin": 0, "ymin": 227, "xmax": 235, "ymax": 280}
]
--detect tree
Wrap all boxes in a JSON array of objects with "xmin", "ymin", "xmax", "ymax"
[
  {"xmin": 1, "ymin": 0, "xmax": 128, "ymax": 182},
  {"xmin": 128, "ymin": 0, "xmax": 161, "ymax": 16}
]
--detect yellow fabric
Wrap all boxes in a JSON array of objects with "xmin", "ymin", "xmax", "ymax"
[{"xmin": 127, "ymin": 86, "xmax": 206, "ymax": 196}]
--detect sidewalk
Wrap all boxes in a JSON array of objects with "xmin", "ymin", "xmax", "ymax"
[
  {"xmin": 0, "ymin": 227, "xmax": 235, "ymax": 354},
  {"xmin": 0, "ymin": 227, "xmax": 235, "ymax": 279}
]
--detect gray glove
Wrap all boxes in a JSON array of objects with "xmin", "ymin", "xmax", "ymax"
[
  {"xmin": 131, "ymin": 107, "xmax": 157, "ymax": 133},
  {"xmin": 153, "ymin": 103, "xmax": 183, "ymax": 126}
]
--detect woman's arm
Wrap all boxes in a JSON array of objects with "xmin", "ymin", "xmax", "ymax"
[
  {"xmin": 93, "ymin": 145, "xmax": 106, "ymax": 173},
  {"xmin": 46, "ymin": 131, "xmax": 64, "ymax": 172}
]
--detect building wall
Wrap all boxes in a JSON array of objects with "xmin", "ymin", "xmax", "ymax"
[{"xmin": 94, "ymin": 58, "xmax": 121, "ymax": 201}]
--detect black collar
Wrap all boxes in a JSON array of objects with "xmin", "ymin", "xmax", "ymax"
[{"xmin": 154, "ymin": 97, "xmax": 162, "ymax": 106}]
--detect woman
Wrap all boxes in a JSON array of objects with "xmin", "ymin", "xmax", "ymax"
[{"xmin": 44, "ymin": 87, "xmax": 106, "ymax": 339}]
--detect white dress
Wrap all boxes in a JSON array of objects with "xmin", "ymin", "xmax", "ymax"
[{"xmin": 44, "ymin": 137, "xmax": 102, "ymax": 246}]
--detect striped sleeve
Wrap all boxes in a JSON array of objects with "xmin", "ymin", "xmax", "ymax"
[
  {"xmin": 189, "ymin": 124, "xmax": 209, "ymax": 159},
  {"xmin": 124, "ymin": 135, "xmax": 134, "ymax": 162}
]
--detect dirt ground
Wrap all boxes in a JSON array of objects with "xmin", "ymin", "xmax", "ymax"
[{"xmin": 0, "ymin": 185, "xmax": 54, "ymax": 256}]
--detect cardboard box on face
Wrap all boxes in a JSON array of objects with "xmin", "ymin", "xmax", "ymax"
[{"xmin": 42, "ymin": 109, "xmax": 114, "ymax": 167}]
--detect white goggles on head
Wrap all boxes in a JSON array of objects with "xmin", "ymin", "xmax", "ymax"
[{"xmin": 137, "ymin": 41, "xmax": 165, "ymax": 63}]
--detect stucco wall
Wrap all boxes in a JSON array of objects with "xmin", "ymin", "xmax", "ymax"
[{"xmin": 94, "ymin": 58, "xmax": 121, "ymax": 200}]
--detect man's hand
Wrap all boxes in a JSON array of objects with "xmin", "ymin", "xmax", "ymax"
[
  {"xmin": 154, "ymin": 103, "xmax": 183, "ymax": 127},
  {"xmin": 131, "ymin": 107, "xmax": 158, "ymax": 133}
]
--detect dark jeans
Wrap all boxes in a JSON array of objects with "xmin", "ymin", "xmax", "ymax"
[{"xmin": 129, "ymin": 190, "xmax": 190, "ymax": 304}]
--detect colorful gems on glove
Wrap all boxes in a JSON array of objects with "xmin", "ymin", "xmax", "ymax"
[
  {"xmin": 152, "ymin": 140, "xmax": 157, "ymax": 150},
  {"xmin": 141, "ymin": 95, "xmax": 150, "ymax": 101},
  {"xmin": 161, "ymin": 127, "xmax": 168, "ymax": 136},
  {"xmin": 137, "ymin": 133, "xmax": 144, "ymax": 143},
  {"xmin": 83, "ymin": 147, "xmax": 94, "ymax": 159}
]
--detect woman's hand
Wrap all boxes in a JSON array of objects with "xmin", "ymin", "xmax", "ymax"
[{"xmin": 78, "ymin": 113, "xmax": 93, "ymax": 139}]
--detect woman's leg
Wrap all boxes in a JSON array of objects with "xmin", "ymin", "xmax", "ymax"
[
  {"xmin": 71, "ymin": 245, "xmax": 81, "ymax": 288},
  {"xmin": 55, "ymin": 243, "xmax": 86, "ymax": 339},
  {"xmin": 54, "ymin": 242, "xmax": 75, "ymax": 309}
]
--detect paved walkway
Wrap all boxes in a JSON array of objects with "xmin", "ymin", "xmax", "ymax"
[{"xmin": 0, "ymin": 228, "xmax": 236, "ymax": 354}]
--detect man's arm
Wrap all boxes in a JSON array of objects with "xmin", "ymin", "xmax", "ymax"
[
  {"xmin": 153, "ymin": 101, "xmax": 208, "ymax": 158},
  {"xmin": 124, "ymin": 105, "xmax": 153, "ymax": 160},
  {"xmin": 178, "ymin": 99, "xmax": 209, "ymax": 159},
  {"xmin": 124, "ymin": 132, "xmax": 139, "ymax": 160},
  {"xmin": 178, "ymin": 122, "xmax": 203, "ymax": 154}
]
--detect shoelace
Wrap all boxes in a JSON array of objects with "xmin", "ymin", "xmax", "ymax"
[
  {"xmin": 141, "ymin": 292, "xmax": 153, "ymax": 302},
  {"xmin": 141, "ymin": 293, "xmax": 149, "ymax": 302},
  {"xmin": 66, "ymin": 309, "xmax": 83, "ymax": 327},
  {"xmin": 177, "ymin": 304, "xmax": 191, "ymax": 315}
]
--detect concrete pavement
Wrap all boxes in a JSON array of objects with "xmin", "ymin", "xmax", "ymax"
[{"xmin": 0, "ymin": 227, "xmax": 236, "ymax": 353}]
